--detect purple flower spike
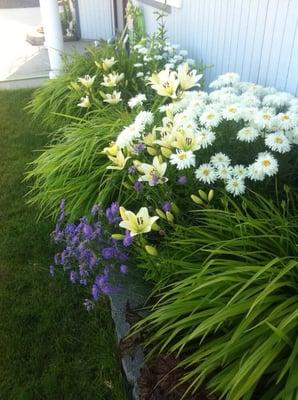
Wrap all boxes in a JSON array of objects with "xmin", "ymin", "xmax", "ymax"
[
  {"xmin": 162, "ymin": 201, "xmax": 172, "ymax": 212},
  {"xmin": 82, "ymin": 223, "xmax": 93, "ymax": 240},
  {"xmin": 102, "ymin": 247, "xmax": 115, "ymax": 260},
  {"xmin": 178, "ymin": 175, "xmax": 187, "ymax": 185},
  {"xmin": 151, "ymin": 175, "xmax": 159, "ymax": 186},
  {"xmin": 92, "ymin": 284, "xmax": 100, "ymax": 301},
  {"xmin": 70, "ymin": 270, "xmax": 78, "ymax": 283},
  {"xmin": 128, "ymin": 166, "xmax": 137, "ymax": 175},
  {"xmin": 134, "ymin": 143, "xmax": 146, "ymax": 154},
  {"xmin": 120, "ymin": 264, "xmax": 128, "ymax": 274},
  {"xmin": 134, "ymin": 181, "xmax": 144, "ymax": 192},
  {"xmin": 91, "ymin": 204, "xmax": 101, "ymax": 216},
  {"xmin": 123, "ymin": 230, "xmax": 134, "ymax": 247}
]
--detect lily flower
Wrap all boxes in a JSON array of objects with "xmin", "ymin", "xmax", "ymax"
[
  {"xmin": 177, "ymin": 63, "xmax": 203, "ymax": 91},
  {"xmin": 138, "ymin": 156, "xmax": 168, "ymax": 186},
  {"xmin": 102, "ymin": 142, "xmax": 118, "ymax": 157},
  {"xmin": 101, "ymin": 90, "xmax": 122, "ymax": 104},
  {"xmin": 95, "ymin": 57, "xmax": 117, "ymax": 71},
  {"xmin": 149, "ymin": 69, "xmax": 180, "ymax": 99},
  {"xmin": 172, "ymin": 128, "xmax": 201, "ymax": 151},
  {"xmin": 101, "ymin": 72, "xmax": 124, "ymax": 88},
  {"xmin": 106, "ymin": 150, "xmax": 130, "ymax": 170},
  {"xmin": 119, "ymin": 207, "xmax": 159, "ymax": 237},
  {"xmin": 77, "ymin": 95, "xmax": 90, "ymax": 108},
  {"xmin": 78, "ymin": 75, "xmax": 96, "ymax": 88}
]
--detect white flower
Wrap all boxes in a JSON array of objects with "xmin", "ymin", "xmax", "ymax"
[
  {"xmin": 286, "ymin": 127, "xmax": 298, "ymax": 144},
  {"xmin": 253, "ymin": 109, "xmax": 274, "ymax": 130},
  {"xmin": 222, "ymin": 104, "xmax": 242, "ymax": 121},
  {"xmin": 210, "ymin": 152, "xmax": 231, "ymax": 167},
  {"xmin": 265, "ymin": 132, "xmax": 291, "ymax": 153},
  {"xmin": 239, "ymin": 94, "xmax": 261, "ymax": 108},
  {"xmin": 196, "ymin": 129, "xmax": 216, "ymax": 148},
  {"xmin": 172, "ymin": 128, "xmax": 201, "ymax": 151},
  {"xmin": 262, "ymin": 92, "xmax": 293, "ymax": 109},
  {"xmin": 195, "ymin": 163, "xmax": 217, "ymax": 184},
  {"xmin": 96, "ymin": 57, "xmax": 117, "ymax": 72},
  {"xmin": 128, "ymin": 94, "xmax": 146, "ymax": 109},
  {"xmin": 119, "ymin": 207, "xmax": 159, "ymax": 237},
  {"xmin": 101, "ymin": 72, "xmax": 124, "ymax": 88},
  {"xmin": 255, "ymin": 152, "xmax": 278, "ymax": 177},
  {"xmin": 273, "ymin": 112, "xmax": 298, "ymax": 130},
  {"xmin": 216, "ymin": 165, "xmax": 233, "ymax": 180},
  {"xmin": 177, "ymin": 63, "xmax": 203, "ymax": 91},
  {"xmin": 134, "ymin": 63, "xmax": 143, "ymax": 68},
  {"xmin": 78, "ymin": 75, "xmax": 96, "ymax": 88},
  {"xmin": 136, "ymin": 72, "xmax": 144, "ymax": 78},
  {"xmin": 149, "ymin": 69, "xmax": 180, "ymax": 98},
  {"xmin": 232, "ymin": 164, "xmax": 248, "ymax": 179},
  {"xmin": 209, "ymin": 73, "xmax": 240, "ymax": 89},
  {"xmin": 116, "ymin": 123, "xmax": 141, "ymax": 148},
  {"xmin": 237, "ymin": 126, "xmax": 259, "ymax": 143},
  {"xmin": 200, "ymin": 108, "xmax": 221, "ymax": 128},
  {"xmin": 240, "ymin": 107, "xmax": 258, "ymax": 122},
  {"xmin": 138, "ymin": 156, "xmax": 168, "ymax": 186},
  {"xmin": 170, "ymin": 150, "xmax": 196, "ymax": 170},
  {"xmin": 77, "ymin": 95, "xmax": 90, "ymax": 108},
  {"xmin": 135, "ymin": 111, "xmax": 154, "ymax": 128},
  {"xmin": 247, "ymin": 163, "xmax": 265, "ymax": 181},
  {"xmin": 102, "ymin": 90, "xmax": 122, "ymax": 104},
  {"xmin": 225, "ymin": 177, "xmax": 246, "ymax": 196},
  {"xmin": 106, "ymin": 150, "xmax": 130, "ymax": 170}
]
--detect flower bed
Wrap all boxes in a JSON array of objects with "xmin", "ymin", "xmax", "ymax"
[{"xmin": 27, "ymin": 2, "xmax": 298, "ymax": 399}]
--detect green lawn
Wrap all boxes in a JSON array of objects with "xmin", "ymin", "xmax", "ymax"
[{"xmin": 0, "ymin": 89, "xmax": 126, "ymax": 400}]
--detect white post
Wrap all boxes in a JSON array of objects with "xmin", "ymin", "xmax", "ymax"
[{"xmin": 39, "ymin": 0, "xmax": 64, "ymax": 79}]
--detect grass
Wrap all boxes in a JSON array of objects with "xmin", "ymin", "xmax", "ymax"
[{"xmin": 0, "ymin": 89, "xmax": 127, "ymax": 400}]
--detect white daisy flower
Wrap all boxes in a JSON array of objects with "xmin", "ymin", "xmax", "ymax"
[
  {"xmin": 286, "ymin": 127, "xmax": 298, "ymax": 145},
  {"xmin": 237, "ymin": 126, "xmax": 259, "ymax": 143},
  {"xmin": 135, "ymin": 111, "xmax": 154, "ymax": 128},
  {"xmin": 225, "ymin": 177, "xmax": 246, "ymax": 196},
  {"xmin": 134, "ymin": 63, "xmax": 143, "ymax": 68},
  {"xmin": 255, "ymin": 152, "xmax": 278, "ymax": 177},
  {"xmin": 116, "ymin": 123, "xmax": 141, "ymax": 148},
  {"xmin": 195, "ymin": 163, "xmax": 217, "ymax": 184},
  {"xmin": 210, "ymin": 152, "xmax": 231, "ymax": 167},
  {"xmin": 222, "ymin": 104, "xmax": 243, "ymax": 121},
  {"xmin": 265, "ymin": 132, "xmax": 291, "ymax": 154},
  {"xmin": 128, "ymin": 94, "xmax": 146, "ymax": 109},
  {"xmin": 247, "ymin": 163, "xmax": 265, "ymax": 181},
  {"xmin": 216, "ymin": 165, "xmax": 233, "ymax": 181},
  {"xmin": 200, "ymin": 108, "xmax": 221, "ymax": 128},
  {"xmin": 240, "ymin": 107, "xmax": 258, "ymax": 122},
  {"xmin": 240, "ymin": 94, "xmax": 261, "ymax": 108},
  {"xmin": 169, "ymin": 150, "xmax": 196, "ymax": 170},
  {"xmin": 262, "ymin": 92, "xmax": 293, "ymax": 109},
  {"xmin": 232, "ymin": 164, "xmax": 248, "ymax": 179},
  {"xmin": 196, "ymin": 129, "xmax": 216, "ymax": 148},
  {"xmin": 136, "ymin": 72, "xmax": 144, "ymax": 78},
  {"xmin": 253, "ymin": 109, "xmax": 274, "ymax": 130},
  {"xmin": 273, "ymin": 112, "xmax": 298, "ymax": 130}
]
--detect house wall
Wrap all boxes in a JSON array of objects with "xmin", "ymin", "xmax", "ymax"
[
  {"xmin": 134, "ymin": 0, "xmax": 298, "ymax": 95},
  {"xmin": 77, "ymin": 0, "xmax": 114, "ymax": 40}
]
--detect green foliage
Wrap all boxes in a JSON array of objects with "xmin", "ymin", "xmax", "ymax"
[
  {"xmin": 26, "ymin": 107, "xmax": 133, "ymax": 220},
  {"xmin": 0, "ymin": 89, "xmax": 126, "ymax": 400},
  {"xmin": 134, "ymin": 193, "xmax": 298, "ymax": 400}
]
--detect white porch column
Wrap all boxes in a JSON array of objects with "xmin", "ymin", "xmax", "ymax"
[{"xmin": 39, "ymin": 0, "xmax": 64, "ymax": 79}]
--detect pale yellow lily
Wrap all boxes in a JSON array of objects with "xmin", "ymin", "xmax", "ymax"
[
  {"xmin": 138, "ymin": 156, "xmax": 168, "ymax": 186},
  {"xmin": 107, "ymin": 150, "xmax": 130, "ymax": 170},
  {"xmin": 119, "ymin": 207, "xmax": 159, "ymax": 237},
  {"xmin": 177, "ymin": 63, "xmax": 203, "ymax": 91}
]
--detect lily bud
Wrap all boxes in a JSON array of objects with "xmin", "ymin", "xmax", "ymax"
[
  {"xmin": 191, "ymin": 194, "xmax": 204, "ymax": 205},
  {"xmin": 147, "ymin": 146, "xmax": 158, "ymax": 156},
  {"xmin": 171, "ymin": 202, "xmax": 180, "ymax": 215},
  {"xmin": 111, "ymin": 234, "xmax": 125, "ymax": 240},
  {"xmin": 151, "ymin": 222, "xmax": 161, "ymax": 231},
  {"xmin": 145, "ymin": 245, "xmax": 158, "ymax": 256},
  {"xmin": 122, "ymin": 181, "xmax": 131, "ymax": 189},
  {"xmin": 198, "ymin": 189, "xmax": 208, "ymax": 201},
  {"xmin": 155, "ymin": 208, "xmax": 167, "ymax": 219},
  {"xmin": 166, "ymin": 211, "xmax": 174, "ymax": 222},
  {"xmin": 208, "ymin": 189, "xmax": 214, "ymax": 202}
]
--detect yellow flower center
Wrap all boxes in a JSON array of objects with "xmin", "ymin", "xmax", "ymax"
[
  {"xmin": 281, "ymin": 114, "xmax": 290, "ymax": 121},
  {"xmin": 178, "ymin": 153, "xmax": 187, "ymax": 160},
  {"xmin": 262, "ymin": 159, "xmax": 271, "ymax": 167},
  {"xmin": 207, "ymin": 113, "xmax": 215, "ymax": 120},
  {"xmin": 228, "ymin": 107, "xmax": 237, "ymax": 113},
  {"xmin": 263, "ymin": 114, "xmax": 271, "ymax": 120},
  {"xmin": 203, "ymin": 169, "xmax": 210, "ymax": 176},
  {"xmin": 274, "ymin": 137, "xmax": 283, "ymax": 144}
]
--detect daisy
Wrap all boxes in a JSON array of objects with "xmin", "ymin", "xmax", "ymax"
[
  {"xmin": 116, "ymin": 123, "xmax": 141, "ymax": 148},
  {"xmin": 255, "ymin": 152, "xmax": 278, "ymax": 177},
  {"xmin": 247, "ymin": 163, "xmax": 265, "ymax": 181},
  {"xmin": 196, "ymin": 129, "xmax": 216, "ymax": 149},
  {"xmin": 286, "ymin": 127, "xmax": 298, "ymax": 145},
  {"xmin": 135, "ymin": 111, "xmax": 154, "ymax": 128},
  {"xmin": 128, "ymin": 94, "xmax": 146, "ymax": 109},
  {"xmin": 200, "ymin": 108, "xmax": 221, "ymax": 128},
  {"xmin": 222, "ymin": 104, "xmax": 242, "ymax": 121},
  {"xmin": 262, "ymin": 92, "xmax": 293, "ymax": 109},
  {"xmin": 232, "ymin": 164, "xmax": 248, "ymax": 179},
  {"xmin": 237, "ymin": 126, "xmax": 259, "ymax": 143},
  {"xmin": 265, "ymin": 132, "xmax": 291, "ymax": 153},
  {"xmin": 216, "ymin": 165, "xmax": 233, "ymax": 180},
  {"xmin": 210, "ymin": 152, "xmax": 231, "ymax": 167},
  {"xmin": 253, "ymin": 109, "xmax": 274, "ymax": 130},
  {"xmin": 225, "ymin": 177, "xmax": 246, "ymax": 196},
  {"xmin": 195, "ymin": 163, "xmax": 217, "ymax": 184},
  {"xmin": 170, "ymin": 150, "xmax": 196, "ymax": 170},
  {"xmin": 273, "ymin": 112, "xmax": 298, "ymax": 130}
]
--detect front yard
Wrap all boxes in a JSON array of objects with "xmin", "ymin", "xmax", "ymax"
[{"xmin": 0, "ymin": 89, "xmax": 126, "ymax": 400}]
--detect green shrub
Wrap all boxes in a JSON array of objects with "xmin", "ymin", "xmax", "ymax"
[{"xmin": 134, "ymin": 192, "xmax": 298, "ymax": 400}]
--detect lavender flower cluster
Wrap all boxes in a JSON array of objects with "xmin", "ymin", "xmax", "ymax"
[{"xmin": 50, "ymin": 200, "xmax": 134, "ymax": 310}]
